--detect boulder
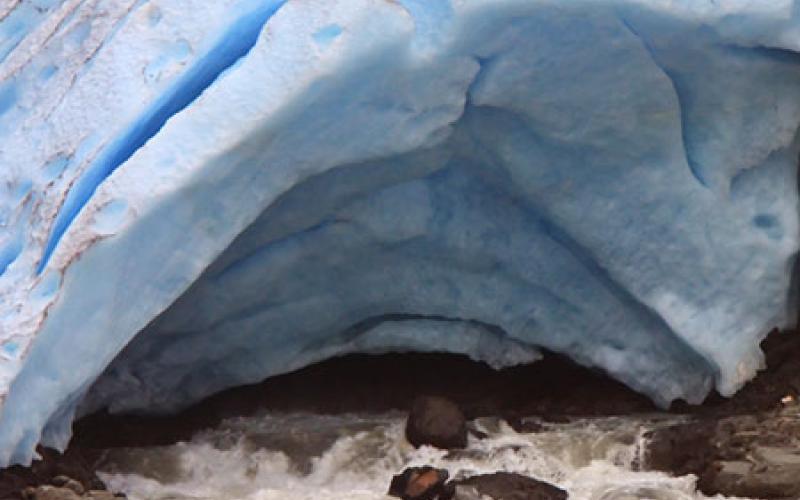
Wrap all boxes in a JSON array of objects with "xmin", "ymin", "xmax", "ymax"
[
  {"xmin": 21, "ymin": 486, "xmax": 82, "ymax": 500},
  {"xmin": 643, "ymin": 418, "xmax": 717, "ymax": 479},
  {"xmin": 51, "ymin": 476, "xmax": 84, "ymax": 496},
  {"xmin": 406, "ymin": 396, "xmax": 467, "ymax": 450},
  {"xmin": 453, "ymin": 472, "xmax": 567, "ymax": 500},
  {"xmin": 388, "ymin": 466, "xmax": 453, "ymax": 500}
]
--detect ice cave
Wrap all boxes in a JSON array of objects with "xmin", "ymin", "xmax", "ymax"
[{"xmin": 0, "ymin": 0, "xmax": 799, "ymax": 467}]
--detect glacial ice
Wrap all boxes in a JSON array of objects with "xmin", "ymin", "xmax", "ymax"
[{"xmin": 0, "ymin": 0, "xmax": 799, "ymax": 466}]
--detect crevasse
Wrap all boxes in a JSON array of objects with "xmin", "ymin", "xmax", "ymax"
[{"xmin": 38, "ymin": 0, "xmax": 287, "ymax": 272}]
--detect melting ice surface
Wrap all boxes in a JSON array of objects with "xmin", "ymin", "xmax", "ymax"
[
  {"xmin": 97, "ymin": 412, "xmax": 743, "ymax": 500},
  {"xmin": 0, "ymin": 0, "xmax": 799, "ymax": 466}
]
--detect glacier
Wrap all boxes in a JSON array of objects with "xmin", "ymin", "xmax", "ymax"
[{"xmin": 0, "ymin": 0, "xmax": 799, "ymax": 466}]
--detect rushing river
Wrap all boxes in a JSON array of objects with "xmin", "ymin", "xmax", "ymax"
[{"xmin": 96, "ymin": 412, "xmax": 748, "ymax": 500}]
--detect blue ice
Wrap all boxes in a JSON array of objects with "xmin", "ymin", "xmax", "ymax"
[{"xmin": 0, "ymin": 0, "xmax": 798, "ymax": 466}]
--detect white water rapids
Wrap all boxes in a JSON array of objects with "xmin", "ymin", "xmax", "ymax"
[{"xmin": 96, "ymin": 412, "xmax": 750, "ymax": 500}]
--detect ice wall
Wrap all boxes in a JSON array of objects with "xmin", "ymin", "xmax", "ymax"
[{"xmin": 0, "ymin": 0, "xmax": 799, "ymax": 466}]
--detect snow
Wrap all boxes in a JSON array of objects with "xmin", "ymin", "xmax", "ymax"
[{"xmin": 0, "ymin": 0, "xmax": 798, "ymax": 466}]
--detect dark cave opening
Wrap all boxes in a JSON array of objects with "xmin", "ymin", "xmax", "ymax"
[
  {"xmin": 72, "ymin": 328, "xmax": 800, "ymax": 452},
  {"xmin": 72, "ymin": 350, "xmax": 656, "ymax": 451}
]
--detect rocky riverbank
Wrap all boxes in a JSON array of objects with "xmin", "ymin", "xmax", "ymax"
[
  {"xmin": 644, "ymin": 330, "xmax": 800, "ymax": 499},
  {"xmin": 645, "ymin": 407, "xmax": 800, "ymax": 498},
  {"xmin": 2, "ymin": 330, "xmax": 800, "ymax": 499}
]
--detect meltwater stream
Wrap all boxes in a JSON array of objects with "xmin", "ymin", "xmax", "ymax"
[{"xmin": 95, "ymin": 412, "xmax": 747, "ymax": 500}]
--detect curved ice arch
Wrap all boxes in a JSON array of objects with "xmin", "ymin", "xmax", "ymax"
[{"xmin": 0, "ymin": 0, "xmax": 799, "ymax": 466}]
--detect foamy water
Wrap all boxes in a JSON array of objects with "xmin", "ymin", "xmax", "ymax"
[{"xmin": 96, "ymin": 412, "xmax": 750, "ymax": 500}]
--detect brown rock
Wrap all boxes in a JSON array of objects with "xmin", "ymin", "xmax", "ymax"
[
  {"xmin": 504, "ymin": 416, "xmax": 545, "ymax": 434},
  {"xmin": 406, "ymin": 396, "xmax": 467, "ymax": 450},
  {"xmin": 0, "ymin": 446, "xmax": 102, "ymax": 500},
  {"xmin": 454, "ymin": 472, "xmax": 567, "ymax": 500},
  {"xmin": 51, "ymin": 476, "xmax": 84, "ymax": 496},
  {"xmin": 643, "ymin": 419, "xmax": 717, "ymax": 478},
  {"xmin": 389, "ymin": 466, "xmax": 451, "ymax": 500},
  {"xmin": 86, "ymin": 490, "xmax": 119, "ymax": 500},
  {"xmin": 21, "ymin": 485, "xmax": 82, "ymax": 500},
  {"xmin": 645, "ymin": 409, "xmax": 800, "ymax": 499}
]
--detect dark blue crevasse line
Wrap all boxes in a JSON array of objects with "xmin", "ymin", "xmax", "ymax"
[{"xmin": 37, "ymin": 0, "xmax": 287, "ymax": 273}]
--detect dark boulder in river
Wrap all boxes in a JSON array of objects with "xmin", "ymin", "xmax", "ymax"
[
  {"xmin": 406, "ymin": 396, "xmax": 468, "ymax": 450},
  {"xmin": 453, "ymin": 472, "xmax": 568, "ymax": 500}
]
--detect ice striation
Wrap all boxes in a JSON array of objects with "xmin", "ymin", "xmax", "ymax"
[{"xmin": 0, "ymin": 0, "xmax": 799, "ymax": 466}]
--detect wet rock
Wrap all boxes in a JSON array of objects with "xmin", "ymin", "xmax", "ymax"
[
  {"xmin": 0, "ymin": 446, "xmax": 103, "ymax": 500},
  {"xmin": 388, "ymin": 466, "xmax": 452, "ymax": 500},
  {"xmin": 454, "ymin": 472, "xmax": 568, "ymax": 500},
  {"xmin": 451, "ymin": 485, "xmax": 484, "ymax": 500},
  {"xmin": 711, "ymin": 460, "xmax": 800, "ymax": 499},
  {"xmin": 19, "ymin": 484, "xmax": 121, "ymax": 500},
  {"xmin": 504, "ymin": 415, "xmax": 545, "ymax": 434},
  {"xmin": 86, "ymin": 491, "xmax": 119, "ymax": 500},
  {"xmin": 645, "ymin": 407, "xmax": 800, "ymax": 499},
  {"xmin": 442, "ymin": 449, "xmax": 486, "ymax": 462},
  {"xmin": 406, "ymin": 396, "xmax": 467, "ymax": 450},
  {"xmin": 644, "ymin": 419, "xmax": 717, "ymax": 478},
  {"xmin": 21, "ymin": 485, "xmax": 82, "ymax": 500},
  {"xmin": 709, "ymin": 442, "xmax": 800, "ymax": 499},
  {"xmin": 51, "ymin": 476, "xmax": 84, "ymax": 495},
  {"xmin": 465, "ymin": 422, "xmax": 488, "ymax": 440}
]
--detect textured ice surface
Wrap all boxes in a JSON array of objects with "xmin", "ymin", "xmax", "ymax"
[{"xmin": 0, "ymin": 0, "xmax": 799, "ymax": 466}]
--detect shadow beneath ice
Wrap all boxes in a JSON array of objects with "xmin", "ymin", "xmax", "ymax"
[{"xmin": 72, "ymin": 349, "xmax": 656, "ymax": 449}]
